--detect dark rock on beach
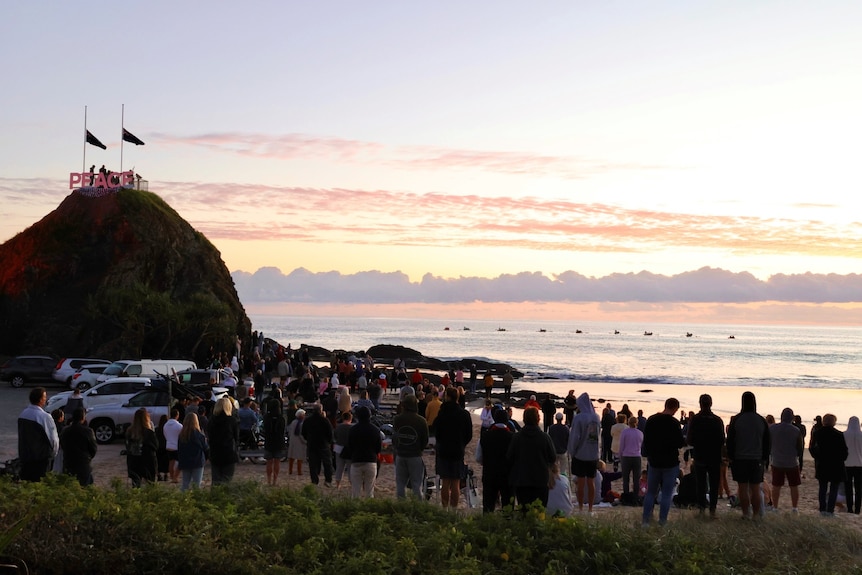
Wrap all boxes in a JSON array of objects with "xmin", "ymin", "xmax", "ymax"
[{"xmin": 0, "ymin": 188, "xmax": 251, "ymax": 363}]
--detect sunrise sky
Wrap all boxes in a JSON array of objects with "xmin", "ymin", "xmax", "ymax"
[{"xmin": 2, "ymin": 2, "xmax": 861, "ymax": 321}]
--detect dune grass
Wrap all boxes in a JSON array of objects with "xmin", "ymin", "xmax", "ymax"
[{"xmin": 1, "ymin": 475, "xmax": 860, "ymax": 574}]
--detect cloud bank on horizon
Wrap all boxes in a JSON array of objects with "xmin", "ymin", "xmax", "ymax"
[{"xmin": 232, "ymin": 266, "xmax": 862, "ymax": 305}]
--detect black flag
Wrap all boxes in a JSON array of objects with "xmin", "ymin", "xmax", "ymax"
[
  {"xmin": 86, "ymin": 130, "xmax": 107, "ymax": 150},
  {"xmin": 122, "ymin": 128, "xmax": 145, "ymax": 146}
]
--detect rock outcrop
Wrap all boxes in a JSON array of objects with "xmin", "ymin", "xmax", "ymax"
[{"xmin": 0, "ymin": 187, "xmax": 251, "ymax": 364}]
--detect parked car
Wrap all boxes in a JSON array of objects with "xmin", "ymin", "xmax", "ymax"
[
  {"xmin": 46, "ymin": 377, "xmax": 155, "ymax": 414},
  {"xmin": 69, "ymin": 364, "xmax": 110, "ymax": 390},
  {"xmin": 0, "ymin": 356, "xmax": 58, "ymax": 388},
  {"xmin": 87, "ymin": 388, "xmax": 171, "ymax": 444},
  {"xmin": 52, "ymin": 358, "xmax": 111, "ymax": 385},
  {"xmin": 87, "ymin": 383, "xmax": 229, "ymax": 444},
  {"xmin": 96, "ymin": 359, "xmax": 196, "ymax": 384}
]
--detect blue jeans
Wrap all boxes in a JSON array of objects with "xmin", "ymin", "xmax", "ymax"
[
  {"xmin": 642, "ymin": 464, "xmax": 679, "ymax": 525},
  {"xmin": 181, "ymin": 467, "xmax": 204, "ymax": 491},
  {"xmin": 395, "ymin": 455, "xmax": 426, "ymax": 498}
]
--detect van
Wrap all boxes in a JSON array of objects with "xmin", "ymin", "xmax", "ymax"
[{"xmin": 96, "ymin": 359, "xmax": 197, "ymax": 384}]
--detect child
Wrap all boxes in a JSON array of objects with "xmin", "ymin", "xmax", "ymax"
[{"xmin": 547, "ymin": 461, "xmax": 574, "ymax": 517}]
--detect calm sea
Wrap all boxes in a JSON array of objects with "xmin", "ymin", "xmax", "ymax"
[{"xmin": 249, "ymin": 316, "xmax": 862, "ymax": 393}]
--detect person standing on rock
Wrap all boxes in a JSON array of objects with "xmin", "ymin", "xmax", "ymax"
[{"xmin": 502, "ymin": 370, "xmax": 514, "ymax": 401}]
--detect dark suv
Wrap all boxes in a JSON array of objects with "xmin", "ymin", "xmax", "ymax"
[{"xmin": 1, "ymin": 355, "xmax": 58, "ymax": 388}]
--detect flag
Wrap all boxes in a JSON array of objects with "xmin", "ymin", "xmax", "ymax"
[
  {"xmin": 122, "ymin": 128, "xmax": 145, "ymax": 146},
  {"xmin": 86, "ymin": 130, "xmax": 107, "ymax": 150}
]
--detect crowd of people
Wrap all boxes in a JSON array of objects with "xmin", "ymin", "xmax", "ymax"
[{"xmin": 15, "ymin": 346, "xmax": 862, "ymax": 525}]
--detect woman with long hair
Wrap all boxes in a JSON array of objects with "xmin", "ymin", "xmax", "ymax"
[
  {"xmin": 177, "ymin": 412, "xmax": 209, "ymax": 491},
  {"xmin": 844, "ymin": 416, "xmax": 862, "ymax": 514},
  {"xmin": 208, "ymin": 397, "xmax": 240, "ymax": 485},
  {"xmin": 126, "ymin": 408, "xmax": 158, "ymax": 487},
  {"xmin": 263, "ymin": 398, "xmax": 287, "ymax": 486}
]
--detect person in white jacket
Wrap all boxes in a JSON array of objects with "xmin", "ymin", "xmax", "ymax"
[{"xmin": 844, "ymin": 416, "xmax": 862, "ymax": 514}]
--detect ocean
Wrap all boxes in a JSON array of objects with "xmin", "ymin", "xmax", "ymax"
[
  {"xmin": 250, "ymin": 315, "xmax": 862, "ymax": 428},
  {"xmin": 250, "ymin": 315, "xmax": 861, "ymax": 391}
]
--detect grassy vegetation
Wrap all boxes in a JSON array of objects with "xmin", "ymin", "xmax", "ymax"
[{"xmin": 1, "ymin": 475, "xmax": 861, "ymax": 574}]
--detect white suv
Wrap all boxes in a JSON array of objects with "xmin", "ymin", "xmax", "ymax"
[
  {"xmin": 52, "ymin": 358, "xmax": 111, "ymax": 385},
  {"xmin": 46, "ymin": 377, "xmax": 154, "ymax": 414}
]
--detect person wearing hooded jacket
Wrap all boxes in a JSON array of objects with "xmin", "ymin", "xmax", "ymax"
[
  {"xmin": 769, "ymin": 407, "xmax": 803, "ymax": 512},
  {"xmin": 844, "ymin": 416, "xmax": 862, "ymax": 515},
  {"xmin": 727, "ymin": 391, "xmax": 770, "ymax": 519},
  {"xmin": 393, "ymin": 395, "xmax": 430, "ymax": 499},
  {"xmin": 567, "ymin": 392, "xmax": 600, "ymax": 513}
]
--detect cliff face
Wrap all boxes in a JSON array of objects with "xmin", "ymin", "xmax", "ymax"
[{"xmin": 0, "ymin": 188, "xmax": 251, "ymax": 364}]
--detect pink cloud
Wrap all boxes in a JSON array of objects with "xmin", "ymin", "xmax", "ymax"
[{"xmin": 149, "ymin": 131, "xmax": 662, "ymax": 179}]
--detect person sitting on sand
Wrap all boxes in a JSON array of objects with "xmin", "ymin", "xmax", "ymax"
[{"xmin": 546, "ymin": 460, "xmax": 574, "ymax": 517}]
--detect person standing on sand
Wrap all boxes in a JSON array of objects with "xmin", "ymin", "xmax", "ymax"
[
  {"xmin": 541, "ymin": 395, "xmax": 556, "ymax": 433},
  {"xmin": 477, "ymin": 408, "xmax": 514, "ymax": 512},
  {"xmin": 432, "ymin": 386, "xmax": 473, "ymax": 509},
  {"xmin": 567, "ymin": 392, "xmax": 600, "ymax": 514},
  {"xmin": 641, "ymin": 397, "xmax": 685, "ymax": 527},
  {"xmin": 208, "ymin": 397, "xmax": 240, "ymax": 485},
  {"xmin": 425, "ymin": 389, "xmax": 442, "ymax": 428},
  {"xmin": 285, "ymin": 409, "xmax": 307, "ymax": 475},
  {"xmin": 263, "ymin": 398, "xmax": 286, "ymax": 486},
  {"xmin": 548, "ymin": 412, "xmax": 570, "ymax": 475},
  {"xmin": 600, "ymin": 406, "xmax": 615, "ymax": 464},
  {"xmin": 769, "ymin": 407, "xmax": 802, "ymax": 513},
  {"xmin": 346, "ymin": 406, "xmax": 382, "ymax": 498},
  {"xmin": 393, "ymin": 395, "xmax": 429, "ymax": 499},
  {"xmin": 177, "ymin": 413, "xmax": 209, "ymax": 491},
  {"xmin": 163, "ymin": 408, "xmax": 183, "ymax": 483},
  {"xmin": 18, "ymin": 387, "xmax": 59, "ymax": 482},
  {"xmin": 727, "ymin": 391, "xmax": 770, "ymax": 519},
  {"xmin": 686, "ymin": 394, "xmax": 725, "ymax": 518},
  {"xmin": 59, "ymin": 407, "xmax": 97, "ymax": 486},
  {"xmin": 810, "ymin": 413, "xmax": 847, "ymax": 516},
  {"xmin": 618, "ymin": 416, "xmax": 644, "ymax": 500},
  {"xmin": 125, "ymin": 408, "xmax": 158, "ymax": 487},
  {"xmin": 563, "ymin": 390, "xmax": 577, "ymax": 426},
  {"xmin": 507, "ymin": 406, "xmax": 557, "ymax": 509},
  {"xmin": 302, "ymin": 405, "xmax": 335, "ymax": 487},
  {"xmin": 844, "ymin": 416, "xmax": 862, "ymax": 515}
]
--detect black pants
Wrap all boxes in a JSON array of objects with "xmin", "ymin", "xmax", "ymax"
[
  {"xmin": 693, "ymin": 459, "xmax": 721, "ymax": 511},
  {"xmin": 846, "ymin": 466, "xmax": 862, "ymax": 514},
  {"xmin": 307, "ymin": 447, "xmax": 333, "ymax": 485},
  {"xmin": 482, "ymin": 476, "xmax": 514, "ymax": 513},
  {"xmin": 19, "ymin": 458, "xmax": 50, "ymax": 482},
  {"xmin": 515, "ymin": 485, "xmax": 549, "ymax": 510}
]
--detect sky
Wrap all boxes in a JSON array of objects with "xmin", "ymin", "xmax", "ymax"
[{"xmin": 2, "ymin": 2, "xmax": 861, "ymax": 323}]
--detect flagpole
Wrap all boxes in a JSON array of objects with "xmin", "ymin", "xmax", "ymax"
[
  {"xmin": 83, "ymin": 105, "xmax": 88, "ymax": 174},
  {"xmin": 120, "ymin": 104, "xmax": 125, "ymax": 174}
]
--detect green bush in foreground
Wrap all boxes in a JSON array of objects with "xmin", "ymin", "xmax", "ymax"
[{"xmin": 1, "ymin": 475, "xmax": 861, "ymax": 574}]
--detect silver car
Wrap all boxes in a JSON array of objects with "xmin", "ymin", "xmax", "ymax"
[{"xmin": 46, "ymin": 377, "xmax": 154, "ymax": 414}]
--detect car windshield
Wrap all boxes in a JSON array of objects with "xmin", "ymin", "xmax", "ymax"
[{"xmin": 102, "ymin": 362, "xmax": 129, "ymax": 376}]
